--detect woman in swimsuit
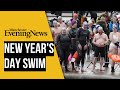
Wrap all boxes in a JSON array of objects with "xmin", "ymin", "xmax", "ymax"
[
  {"xmin": 52, "ymin": 20, "xmax": 62, "ymax": 60},
  {"xmin": 66, "ymin": 21, "xmax": 72, "ymax": 34},
  {"xmin": 109, "ymin": 25, "xmax": 120, "ymax": 72}
]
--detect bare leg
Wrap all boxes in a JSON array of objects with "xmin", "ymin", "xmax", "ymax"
[
  {"xmin": 92, "ymin": 57, "xmax": 97, "ymax": 71},
  {"xmin": 111, "ymin": 61, "xmax": 115, "ymax": 67},
  {"xmin": 118, "ymin": 48, "xmax": 120, "ymax": 56},
  {"xmin": 111, "ymin": 58, "xmax": 115, "ymax": 72},
  {"xmin": 100, "ymin": 57, "xmax": 104, "ymax": 71},
  {"xmin": 109, "ymin": 47, "xmax": 116, "ymax": 72},
  {"xmin": 81, "ymin": 49, "xmax": 86, "ymax": 72}
]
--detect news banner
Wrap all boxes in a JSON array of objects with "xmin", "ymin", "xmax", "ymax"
[{"xmin": 0, "ymin": 11, "xmax": 64, "ymax": 79}]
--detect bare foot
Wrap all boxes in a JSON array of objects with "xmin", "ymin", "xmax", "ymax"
[
  {"xmin": 92, "ymin": 69, "xmax": 95, "ymax": 72},
  {"xmin": 92, "ymin": 67, "xmax": 95, "ymax": 72},
  {"xmin": 100, "ymin": 68, "xmax": 105, "ymax": 71},
  {"xmin": 76, "ymin": 67, "xmax": 80, "ymax": 72},
  {"xmin": 81, "ymin": 69, "xmax": 86, "ymax": 72}
]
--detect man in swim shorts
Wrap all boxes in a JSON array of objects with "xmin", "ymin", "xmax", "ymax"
[{"xmin": 92, "ymin": 26, "xmax": 109, "ymax": 71}]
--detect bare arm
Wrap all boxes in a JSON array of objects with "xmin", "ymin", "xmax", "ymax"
[
  {"xmin": 104, "ymin": 34, "xmax": 109, "ymax": 45},
  {"xmin": 92, "ymin": 34, "xmax": 97, "ymax": 45},
  {"xmin": 118, "ymin": 33, "xmax": 120, "ymax": 42},
  {"xmin": 109, "ymin": 32, "xmax": 115, "ymax": 43}
]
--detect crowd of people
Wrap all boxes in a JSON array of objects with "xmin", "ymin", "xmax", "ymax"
[{"xmin": 50, "ymin": 11, "xmax": 120, "ymax": 73}]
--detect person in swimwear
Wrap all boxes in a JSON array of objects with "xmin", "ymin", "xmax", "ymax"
[
  {"xmin": 57, "ymin": 28, "xmax": 71, "ymax": 72},
  {"xmin": 92, "ymin": 26, "xmax": 109, "ymax": 71},
  {"xmin": 68, "ymin": 20, "xmax": 78, "ymax": 71},
  {"xmin": 66, "ymin": 21, "xmax": 72, "ymax": 34},
  {"xmin": 76, "ymin": 21, "xmax": 90, "ymax": 72},
  {"xmin": 109, "ymin": 25, "xmax": 120, "ymax": 72},
  {"xmin": 52, "ymin": 20, "xmax": 62, "ymax": 43},
  {"xmin": 51, "ymin": 20, "xmax": 62, "ymax": 60},
  {"xmin": 58, "ymin": 16, "xmax": 66, "ymax": 29}
]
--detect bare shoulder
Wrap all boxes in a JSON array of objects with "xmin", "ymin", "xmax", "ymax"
[
  {"xmin": 51, "ymin": 28, "xmax": 54, "ymax": 32},
  {"xmin": 103, "ymin": 33, "xmax": 107, "ymax": 36},
  {"xmin": 95, "ymin": 33, "xmax": 99, "ymax": 36},
  {"xmin": 117, "ymin": 32, "xmax": 120, "ymax": 35},
  {"xmin": 94, "ymin": 33, "xmax": 98, "ymax": 38},
  {"xmin": 110, "ymin": 32, "xmax": 113, "ymax": 35}
]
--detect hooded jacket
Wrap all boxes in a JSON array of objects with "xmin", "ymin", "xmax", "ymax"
[{"xmin": 109, "ymin": 21, "xmax": 119, "ymax": 32}]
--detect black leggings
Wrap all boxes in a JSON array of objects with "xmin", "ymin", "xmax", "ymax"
[
  {"xmin": 60, "ymin": 48, "xmax": 70, "ymax": 66},
  {"xmin": 76, "ymin": 44, "xmax": 87, "ymax": 67},
  {"xmin": 55, "ymin": 44, "xmax": 60, "ymax": 57}
]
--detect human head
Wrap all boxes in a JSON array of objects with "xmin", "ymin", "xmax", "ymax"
[
  {"xmin": 112, "ymin": 24, "xmax": 117, "ymax": 32},
  {"xmin": 67, "ymin": 21, "xmax": 72, "ymax": 28},
  {"xmin": 98, "ymin": 26, "xmax": 104, "ymax": 35},
  {"xmin": 83, "ymin": 17, "xmax": 88, "ymax": 22},
  {"xmin": 71, "ymin": 20, "xmax": 77, "ymax": 28},
  {"xmin": 95, "ymin": 25, "xmax": 100, "ymax": 32},
  {"xmin": 73, "ymin": 13, "xmax": 78, "ymax": 20},
  {"xmin": 92, "ymin": 18, "xmax": 95, "ymax": 24},
  {"xmin": 112, "ymin": 16, "xmax": 117, "ymax": 23},
  {"xmin": 101, "ymin": 16, "xmax": 105, "ymax": 21},
  {"xmin": 105, "ymin": 11, "xmax": 108, "ymax": 16},
  {"xmin": 88, "ymin": 20, "xmax": 93, "ymax": 27},
  {"xmin": 53, "ymin": 20, "xmax": 58, "ymax": 27},
  {"xmin": 58, "ymin": 16, "xmax": 62, "ymax": 23},
  {"xmin": 61, "ymin": 28, "xmax": 66, "ymax": 35},
  {"xmin": 83, "ymin": 21, "xmax": 88, "ymax": 30}
]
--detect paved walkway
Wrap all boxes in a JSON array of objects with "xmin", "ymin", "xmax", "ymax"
[
  {"xmin": 64, "ymin": 62, "xmax": 120, "ymax": 79},
  {"xmin": 63, "ymin": 53, "xmax": 120, "ymax": 79}
]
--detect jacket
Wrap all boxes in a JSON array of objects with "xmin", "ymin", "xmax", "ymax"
[{"xmin": 109, "ymin": 21, "xmax": 119, "ymax": 32}]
